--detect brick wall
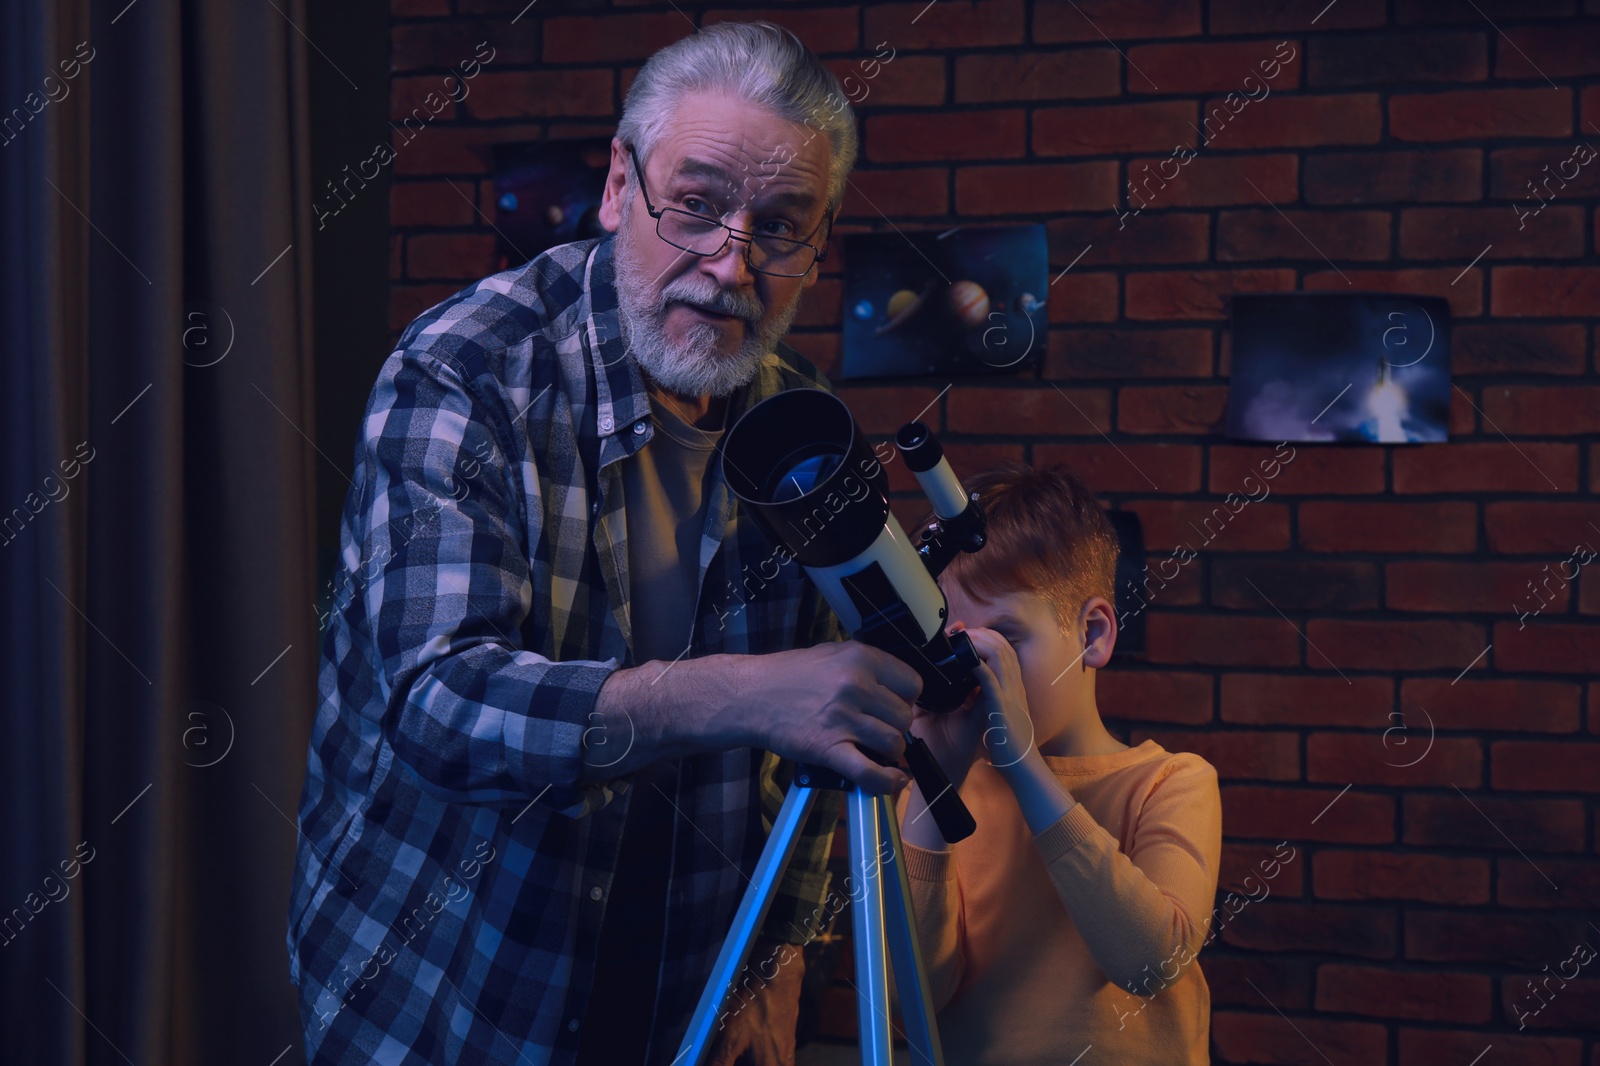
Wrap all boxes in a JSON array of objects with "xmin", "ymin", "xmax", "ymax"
[{"xmin": 385, "ymin": 1, "xmax": 1600, "ymax": 1062}]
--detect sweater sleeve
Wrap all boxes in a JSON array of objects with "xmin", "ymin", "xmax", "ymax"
[
  {"xmin": 897, "ymin": 835, "xmax": 967, "ymax": 1012},
  {"xmin": 1033, "ymin": 754, "xmax": 1222, "ymax": 996}
]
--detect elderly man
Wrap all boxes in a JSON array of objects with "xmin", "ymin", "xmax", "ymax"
[{"xmin": 288, "ymin": 20, "xmax": 922, "ymax": 1066}]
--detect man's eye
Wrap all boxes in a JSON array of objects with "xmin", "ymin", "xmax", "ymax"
[
  {"xmin": 760, "ymin": 219, "xmax": 797, "ymax": 238},
  {"xmin": 681, "ymin": 197, "xmax": 716, "ymax": 217}
]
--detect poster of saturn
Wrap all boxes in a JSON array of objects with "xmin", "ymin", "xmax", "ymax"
[{"xmin": 840, "ymin": 224, "xmax": 1048, "ymax": 380}]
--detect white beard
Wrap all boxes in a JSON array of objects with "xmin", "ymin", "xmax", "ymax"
[{"xmin": 612, "ymin": 198, "xmax": 806, "ymax": 399}]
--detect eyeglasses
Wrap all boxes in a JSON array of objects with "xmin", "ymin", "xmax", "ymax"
[{"xmin": 626, "ymin": 142, "xmax": 831, "ymax": 279}]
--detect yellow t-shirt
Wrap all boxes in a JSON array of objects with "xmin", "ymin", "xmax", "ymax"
[{"xmin": 896, "ymin": 740, "xmax": 1222, "ymax": 1065}]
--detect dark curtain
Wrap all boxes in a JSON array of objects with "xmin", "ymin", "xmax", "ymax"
[{"xmin": 0, "ymin": 0, "xmax": 318, "ymax": 1062}]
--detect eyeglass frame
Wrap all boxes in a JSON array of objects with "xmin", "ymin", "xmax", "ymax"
[{"xmin": 625, "ymin": 142, "xmax": 833, "ymax": 279}]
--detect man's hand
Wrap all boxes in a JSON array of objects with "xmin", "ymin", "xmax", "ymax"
[{"xmin": 708, "ymin": 940, "xmax": 806, "ymax": 1066}]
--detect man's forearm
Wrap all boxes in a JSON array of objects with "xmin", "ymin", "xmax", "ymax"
[{"xmin": 577, "ymin": 653, "xmax": 754, "ymax": 782}]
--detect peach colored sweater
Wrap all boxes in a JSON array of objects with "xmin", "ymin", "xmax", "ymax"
[{"xmin": 895, "ymin": 740, "xmax": 1222, "ymax": 1065}]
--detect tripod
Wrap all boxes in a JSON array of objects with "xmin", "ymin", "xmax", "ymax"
[{"xmin": 674, "ymin": 765, "xmax": 944, "ymax": 1066}]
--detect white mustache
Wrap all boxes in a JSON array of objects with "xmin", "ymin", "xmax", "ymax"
[{"xmin": 660, "ymin": 286, "xmax": 761, "ymax": 322}]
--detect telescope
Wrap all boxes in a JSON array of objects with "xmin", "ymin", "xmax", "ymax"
[
  {"xmin": 720, "ymin": 386, "xmax": 988, "ymax": 841},
  {"xmin": 675, "ymin": 388, "xmax": 989, "ymax": 1066}
]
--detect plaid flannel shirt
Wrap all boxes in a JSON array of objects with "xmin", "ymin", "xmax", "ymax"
[{"xmin": 288, "ymin": 233, "xmax": 847, "ymax": 1065}]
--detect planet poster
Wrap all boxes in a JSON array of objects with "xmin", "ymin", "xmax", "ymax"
[
  {"xmin": 840, "ymin": 224, "xmax": 1049, "ymax": 380},
  {"xmin": 490, "ymin": 138, "xmax": 612, "ymax": 267},
  {"xmin": 1226, "ymin": 293, "xmax": 1452, "ymax": 444}
]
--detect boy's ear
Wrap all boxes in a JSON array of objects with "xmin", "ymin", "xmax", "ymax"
[{"xmin": 1081, "ymin": 596, "xmax": 1117, "ymax": 670}]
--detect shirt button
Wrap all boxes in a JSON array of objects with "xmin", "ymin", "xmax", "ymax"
[
  {"xmin": 568, "ymin": 1018, "xmax": 580, "ymax": 1032},
  {"xmin": 591, "ymin": 501, "xmax": 600, "ymax": 516},
  {"xmin": 633, "ymin": 421, "xmax": 647, "ymax": 434},
  {"xmin": 600, "ymin": 416, "xmax": 613, "ymax": 432},
  {"xmin": 589, "ymin": 886, "xmax": 603, "ymax": 901}
]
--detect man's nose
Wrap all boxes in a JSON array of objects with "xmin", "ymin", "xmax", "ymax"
[{"xmin": 702, "ymin": 213, "xmax": 758, "ymax": 289}]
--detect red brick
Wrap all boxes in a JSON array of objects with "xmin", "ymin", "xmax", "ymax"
[
  {"xmin": 1407, "ymin": 912, "xmax": 1590, "ymax": 968},
  {"xmin": 1044, "ymin": 328, "xmax": 1213, "ymax": 379},
  {"xmin": 1387, "ymin": 561, "xmax": 1571, "ymax": 614},
  {"xmin": 1303, "ymin": 619, "xmax": 1488, "ymax": 672},
  {"xmin": 1315, "ymin": 851, "xmax": 1489, "ymax": 904},
  {"xmin": 543, "ymin": 13, "xmax": 689, "ymax": 63},
  {"xmin": 1394, "ymin": 443, "xmax": 1578, "ymax": 493},
  {"xmin": 1501, "ymin": 974, "xmax": 1600, "ymax": 1031},
  {"xmin": 1450, "ymin": 387, "xmax": 1476, "ymax": 435},
  {"xmin": 1305, "ymin": 148, "xmax": 1482, "ymax": 205},
  {"xmin": 1396, "ymin": 0, "xmax": 1576, "ymax": 20},
  {"xmin": 781, "ymin": 332, "xmax": 838, "ymax": 378},
  {"xmin": 1222, "ymin": 901, "xmax": 1397, "ymax": 958},
  {"xmin": 1501, "ymin": 857, "xmax": 1600, "ymax": 910},
  {"xmin": 1117, "ymin": 386, "xmax": 1227, "ymax": 434},
  {"xmin": 1208, "ymin": 444, "xmax": 1382, "ymax": 495},
  {"xmin": 954, "ymin": 162, "xmax": 1119, "ymax": 216},
  {"xmin": 1205, "ymin": 957, "xmax": 1314, "ymax": 1009},
  {"xmin": 1216, "ymin": 208, "xmax": 1390, "ymax": 261},
  {"xmin": 390, "ymin": 181, "xmax": 477, "ymax": 228},
  {"xmin": 865, "ymin": 0, "xmax": 1024, "ymax": 49},
  {"xmin": 1126, "ymin": 270, "xmax": 1295, "ymax": 321},
  {"xmin": 391, "ymin": 75, "xmax": 460, "ymax": 122},
  {"xmin": 945, "ymin": 386, "xmax": 1109, "ymax": 435},
  {"xmin": 391, "ymin": 22, "xmax": 538, "ymax": 72},
  {"xmin": 1454, "ymin": 323, "xmax": 1588, "ymax": 376},
  {"xmin": 954, "ymin": 49, "xmax": 1119, "ymax": 103},
  {"xmin": 1495, "ymin": 24, "xmax": 1600, "ymax": 78},
  {"xmin": 1121, "ymin": 498, "xmax": 1290, "ymax": 553},
  {"xmin": 1491, "ymin": 146, "xmax": 1600, "ymax": 200},
  {"xmin": 885, "ymin": 442, "xmax": 1022, "ymax": 499},
  {"xmin": 1210, "ymin": 0, "xmax": 1384, "ymax": 31},
  {"xmin": 1126, "ymin": 40, "xmax": 1304, "ymax": 95},
  {"xmin": 1494, "ymin": 266, "xmax": 1600, "ymax": 317},
  {"xmin": 1115, "ymin": 551, "xmax": 1205, "ymax": 612},
  {"xmin": 1486, "ymin": 502, "xmax": 1600, "ymax": 554},
  {"xmin": 1212, "ymin": 1012, "xmax": 1387, "ymax": 1066},
  {"xmin": 1131, "ymin": 728, "xmax": 1299, "ymax": 781},
  {"xmin": 1300, "ymin": 501, "xmax": 1477, "ymax": 553},
  {"xmin": 1391, "ymin": 88, "xmax": 1572, "ymax": 141},
  {"xmin": 467, "ymin": 70, "xmax": 613, "ymax": 119},
  {"xmin": 832, "ymin": 384, "xmax": 943, "ymax": 435},
  {"xmin": 1045, "ymin": 272, "xmax": 1118, "ymax": 324},
  {"xmin": 1399, "ymin": 1029, "xmax": 1584, "ymax": 1066},
  {"xmin": 1226, "ymin": 785, "xmax": 1395, "ymax": 844},
  {"xmin": 1032, "ymin": 101, "xmax": 1197, "ymax": 157},
  {"xmin": 1401, "ymin": 677, "xmax": 1582, "ymax": 734},
  {"xmin": 1047, "ymin": 213, "xmax": 1211, "ymax": 265},
  {"xmin": 393, "ymin": 0, "xmax": 449, "ymax": 14},
  {"xmin": 1308, "ymin": 30, "xmax": 1488, "ymax": 86},
  {"xmin": 1033, "ymin": 443, "xmax": 1202, "ymax": 494},
  {"xmin": 1317, "ymin": 964, "xmax": 1491, "ymax": 1022},
  {"xmin": 1220, "ymin": 842, "xmax": 1305, "ymax": 896},
  {"xmin": 1403, "ymin": 792, "xmax": 1587, "ymax": 853},
  {"xmin": 828, "ymin": 55, "xmax": 945, "ymax": 107},
  {"xmin": 1127, "ymin": 153, "xmax": 1298, "ymax": 208},
  {"xmin": 1222, "ymin": 675, "xmax": 1393, "ymax": 728},
  {"xmin": 1096, "ymin": 669, "xmax": 1213, "ymax": 725},
  {"xmin": 1212, "ymin": 558, "xmax": 1378, "ymax": 612},
  {"xmin": 841, "ymin": 167, "xmax": 948, "ymax": 219},
  {"xmin": 391, "ymin": 125, "xmax": 540, "ymax": 178},
  {"xmin": 703, "ymin": 7, "xmax": 860, "ymax": 54},
  {"xmin": 1402, "ymin": 206, "xmax": 1584, "ymax": 260},
  {"xmin": 1483, "ymin": 385, "xmax": 1600, "ymax": 436},
  {"xmin": 1308, "ymin": 732, "xmax": 1483, "ymax": 787},
  {"xmin": 1141, "ymin": 612, "xmax": 1299, "ymax": 668},
  {"xmin": 1200, "ymin": 93, "xmax": 1382, "ymax": 149},
  {"xmin": 1494, "ymin": 620, "xmax": 1600, "ymax": 675},
  {"xmin": 1304, "ymin": 266, "xmax": 1483, "ymax": 317},
  {"xmin": 866, "ymin": 110, "xmax": 1025, "ymax": 163},
  {"xmin": 1034, "ymin": 0, "xmax": 1201, "ymax": 42},
  {"xmin": 405, "ymin": 233, "xmax": 496, "ymax": 280},
  {"xmin": 1491, "ymin": 739, "xmax": 1600, "ymax": 792},
  {"xmin": 390, "ymin": 235, "xmax": 403, "ymax": 280}
]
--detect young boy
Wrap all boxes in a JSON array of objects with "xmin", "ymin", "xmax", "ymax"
[{"xmin": 896, "ymin": 461, "xmax": 1222, "ymax": 1064}]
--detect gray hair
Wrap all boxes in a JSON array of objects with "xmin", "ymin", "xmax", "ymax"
[{"xmin": 615, "ymin": 20, "xmax": 859, "ymax": 219}]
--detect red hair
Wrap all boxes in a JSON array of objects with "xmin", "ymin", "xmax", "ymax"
[{"xmin": 921, "ymin": 460, "xmax": 1119, "ymax": 630}]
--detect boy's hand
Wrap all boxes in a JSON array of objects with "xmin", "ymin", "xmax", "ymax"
[{"xmin": 960, "ymin": 625, "xmax": 1037, "ymax": 771}]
